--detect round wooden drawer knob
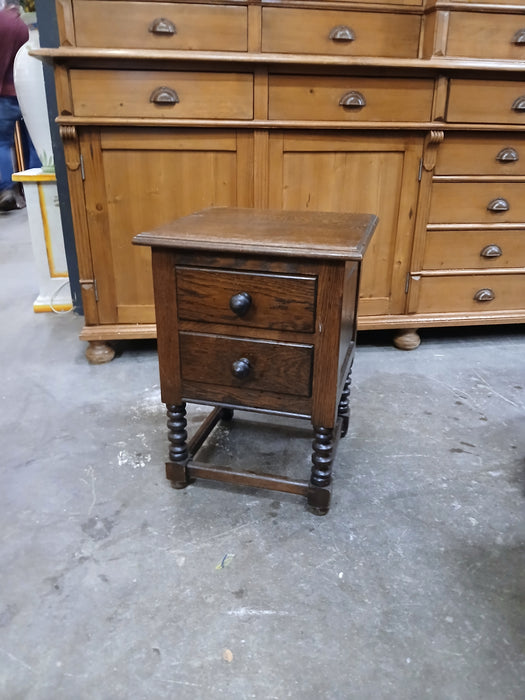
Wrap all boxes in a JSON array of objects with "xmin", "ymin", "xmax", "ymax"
[
  {"xmin": 229, "ymin": 291, "xmax": 252, "ymax": 317},
  {"xmin": 231, "ymin": 357, "xmax": 251, "ymax": 379}
]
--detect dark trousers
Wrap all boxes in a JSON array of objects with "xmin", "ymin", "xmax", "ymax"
[{"xmin": 0, "ymin": 95, "xmax": 41, "ymax": 192}]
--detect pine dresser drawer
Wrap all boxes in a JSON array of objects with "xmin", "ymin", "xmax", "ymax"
[
  {"xmin": 262, "ymin": 7, "xmax": 421, "ymax": 58},
  {"xmin": 446, "ymin": 12, "xmax": 525, "ymax": 60},
  {"xmin": 176, "ymin": 267, "xmax": 317, "ymax": 332},
  {"xmin": 447, "ymin": 79, "xmax": 525, "ymax": 125},
  {"xmin": 429, "ymin": 182, "xmax": 525, "ymax": 225},
  {"xmin": 72, "ymin": 0, "xmax": 248, "ymax": 51},
  {"xmin": 411, "ymin": 274, "xmax": 525, "ymax": 314},
  {"xmin": 268, "ymin": 75, "xmax": 434, "ymax": 122},
  {"xmin": 69, "ymin": 69, "xmax": 254, "ymax": 120},
  {"xmin": 423, "ymin": 230, "xmax": 525, "ymax": 270},
  {"xmin": 435, "ymin": 133, "xmax": 525, "ymax": 176}
]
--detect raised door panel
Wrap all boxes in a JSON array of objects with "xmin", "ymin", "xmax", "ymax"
[
  {"xmin": 79, "ymin": 128, "xmax": 254, "ymax": 325},
  {"xmin": 267, "ymin": 131, "xmax": 422, "ymax": 317}
]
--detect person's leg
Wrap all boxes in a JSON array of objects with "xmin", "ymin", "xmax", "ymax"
[
  {"xmin": 19, "ymin": 119, "xmax": 41, "ymax": 170},
  {"xmin": 0, "ymin": 96, "xmax": 22, "ymax": 192}
]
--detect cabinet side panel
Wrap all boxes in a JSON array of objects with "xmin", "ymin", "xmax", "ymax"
[
  {"xmin": 151, "ymin": 250, "xmax": 182, "ymax": 404},
  {"xmin": 311, "ymin": 262, "xmax": 346, "ymax": 428}
]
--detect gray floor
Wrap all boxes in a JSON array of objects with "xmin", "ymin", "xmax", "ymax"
[{"xmin": 1, "ymin": 207, "xmax": 524, "ymax": 700}]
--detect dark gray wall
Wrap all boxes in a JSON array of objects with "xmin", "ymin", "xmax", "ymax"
[{"xmin": 35, "ymin": 0, "xmax": 82, "ymax": 312}]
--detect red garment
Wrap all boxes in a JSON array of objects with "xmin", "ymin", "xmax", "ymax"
[{"xmin": 0, "ymin": 7, "xmax": 29, "ymax": 97}]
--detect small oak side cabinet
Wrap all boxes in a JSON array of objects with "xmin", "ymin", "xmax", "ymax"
[{"xmin": 133, "ymin": 207, "xmax": 378, "ymax": 514}]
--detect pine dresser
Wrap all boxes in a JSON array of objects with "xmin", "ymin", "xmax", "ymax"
[{"xmin": 37, "ymin": 0, "xmax": 525, "ymax": 361}]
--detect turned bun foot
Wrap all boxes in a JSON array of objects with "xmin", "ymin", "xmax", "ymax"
[
  {"xmin": 307, "ymin": 486, "xmax": 331, "ymax": 516},
  {"xmin": 393, "ymin": 329, "xmax": 421, "ymax": 351},
  {"xmin": 85, "ymin": 340, "xmax": 116, "ymax": 364},
  {"xmin": 170, "ymin": 479, "xmax": 190, "ymax": 490}
]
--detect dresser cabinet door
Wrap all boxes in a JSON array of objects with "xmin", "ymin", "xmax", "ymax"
[
  {"xmin": 267, "ymin": 131, "xmax": 422, "ymax": 317},
  {"xmin": 77, "ymin": 128, "xmax": 253, "ymax": 325}
]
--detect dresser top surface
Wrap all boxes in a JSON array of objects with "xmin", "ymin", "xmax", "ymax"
[{"xmin": 134, "ymin": 207, "xmax": 378, "ymax": 260}]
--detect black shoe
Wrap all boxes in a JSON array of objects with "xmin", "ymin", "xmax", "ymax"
[{"xmin": 0, "ymin": 188, "xmax": 17, "ymax": 212}]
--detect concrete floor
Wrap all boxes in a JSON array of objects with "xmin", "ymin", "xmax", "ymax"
[{"xmin": 1, "ymin": 207, "xmax": 524, "ymax": 700}]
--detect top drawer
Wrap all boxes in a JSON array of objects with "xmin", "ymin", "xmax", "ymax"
[
  {"xmin": 261, "ymin": 8, "xmax": 421, "ymax": 58},
  {"xmin": 72, "ymin": 0, "xmax": 248, "ymax": 51},
  {"xmin": 447, "ymin": 79, "xmax": 525, "ymax": 125},
  {"xmin": 175, "ymin": 267, "xmax": 317, "ymax": 333},
  {"xmin": 446, "ymin": 12, "xmax": 525, "ymax": 60}
]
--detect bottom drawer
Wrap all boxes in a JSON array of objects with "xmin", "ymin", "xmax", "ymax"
[
  {"xmin": 180, "ymin": 332, "xmax": 313, "ymax": 398},
  {"xmin": 410, "ymin": 274, "xmax": 525, "ymax": 314}
]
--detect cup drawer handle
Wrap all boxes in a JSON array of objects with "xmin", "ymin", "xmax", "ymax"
[
  {"xmin": 149, "ymin": 17, "xmax": 176, "ymax": 35},
  {"xmin": 150, "ymin": 87, "xmax": 179, "ymax": 105},
  {"xmin": 512, "ymin": 96, "xmax": 525, "ymax": 112},
  {"xmin": 487, "ymin": 198, "xmax": 509, "ymax": 212},
  {"xmin": 512, "ymin": 29, "xmax": 525, "ymax": 45},
  {"xmin": 474, "ymin": 288, "xmax": 495, "ymax": 303},
  {"xmin": 339, "ymin": 91, "xmax": 366, "ymax": 109},
  {"xmin": 480, "ymin": 244, "xmax": 502, "ymax": 258},
  {"xmin": 496, "ymin": 147, "xmax": 519, "ymax": 162},
  {"xmin": 329, "ymin": 25, "xmax": 355, "ymax": 42},
  {"xmin": 231, "ymin": 357, "xmax": 251, "ymax": 379}
]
